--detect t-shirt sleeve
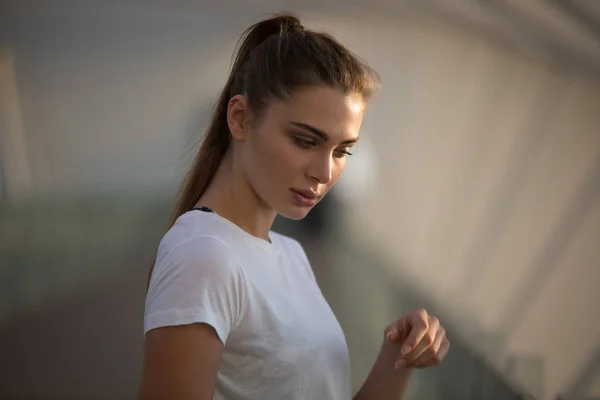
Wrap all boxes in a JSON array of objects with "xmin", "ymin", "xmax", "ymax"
[{"xmin": 144, "ymin": 235, "xmax": 245, "ymax": 344}]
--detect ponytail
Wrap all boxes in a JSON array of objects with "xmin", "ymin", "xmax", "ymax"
[
  {"xmin": 167, "ymin": 13, "xmax": 306, "ymax": 229},
  {"xmin": 146, "ymin": 14, "xmax": 310, "ymax": 290}
]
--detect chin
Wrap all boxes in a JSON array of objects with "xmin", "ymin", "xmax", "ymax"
[{"xmin": 277, "ymin": 206, "xmax": 312, "ymax": 221}]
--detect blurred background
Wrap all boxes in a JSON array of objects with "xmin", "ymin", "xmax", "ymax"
[{"xmin": 1, "ymin": 0, "xmax": 599, "ymax": 399}]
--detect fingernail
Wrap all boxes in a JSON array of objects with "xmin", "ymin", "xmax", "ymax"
[
  {"xmin": 395, "ymin": 359, "xmax": 406, "ymax": 369},
  {"xmin": 401, "ymin": 345, "xmax": 411, "ymax": 355},
  {"xmin": 386, "ymin": 331, "xmax": 395, "ymax": 341}
]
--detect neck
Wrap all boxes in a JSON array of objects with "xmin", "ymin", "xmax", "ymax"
[{"xmin": 196, "ymin": 148, "xmax": 277, "ymax": 242}]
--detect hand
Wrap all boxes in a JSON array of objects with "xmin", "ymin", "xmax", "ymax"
[{"xmin": 383, "ymin": 308, "xmax": 450, "ymax": 370}]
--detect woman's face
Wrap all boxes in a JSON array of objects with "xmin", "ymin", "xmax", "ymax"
[{"xmin": 231, "ymin": 86, "xmax": 366, "ymax": 220}]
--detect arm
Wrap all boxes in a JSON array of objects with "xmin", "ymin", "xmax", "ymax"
[
  {"xmin": 354, "ymin": 308, "xmax": 450, "ymax": 400},
  {"xmin": 353, "ymin": 340, "xmax": 413, "ymax": 400},
  {"xmin": 139, "ymin": 323, "xmax": 223, "ymax": 399},
  {"xmin": 141, "ymin": 236, "xmax": 244, "ymax": 399}
]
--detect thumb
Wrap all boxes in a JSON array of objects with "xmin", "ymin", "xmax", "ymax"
[
  {"xmin": 386, "ymin": 329, "xmax": 400, "ymax": 342},
  {"xmin": 385, "ymin": 317, "xmax": 411, "ymax": 343}
]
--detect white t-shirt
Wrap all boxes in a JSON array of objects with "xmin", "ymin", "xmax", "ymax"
[{"xmin": 144, "ymin": 209, "xmax": 352, "ymax": 400}]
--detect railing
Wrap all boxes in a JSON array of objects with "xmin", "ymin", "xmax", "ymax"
[
  {"xmin": 1, "ymin": 197, "xmax": 531, "ymax": 398},
  {"xmin": 275, "ymin": 213, "xmax": 532, "ymax": 400},
  {"xmin": 0, "ymin": 196, "xmax": 168, "ymax": 322}
]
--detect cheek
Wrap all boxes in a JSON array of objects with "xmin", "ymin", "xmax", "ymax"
[
  {"xmin": 246, "ymin": 130, "xmax": 300, "ymax": 186},
  {"xmin": 259, "ymin": 136, "xmax": 295, "ymax": 171}
]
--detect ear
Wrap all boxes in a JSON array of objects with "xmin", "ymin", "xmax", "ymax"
[{"xmin": 227, "ymin": 95, "xmax": 251, "ymax": 141}]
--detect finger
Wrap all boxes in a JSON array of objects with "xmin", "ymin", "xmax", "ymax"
[
  {"xmin": 410, "ymin": 326, "xmax": 445, "ymax": 367},
  {"xmin": 401, "ymin": 316, "xmax": 439, "ymax": 364},
  {"xmin": 418, "ymin": 337, "xmax": 450, "ymax": 368},
  {"xmin": 385, "ymin": 318, "xmax": 408, "ymax": 343},
  {"xmin": 400, "ymin": 308, "xmax": 430, "ymax": 355}
]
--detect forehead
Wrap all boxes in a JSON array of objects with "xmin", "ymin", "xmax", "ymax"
[{"xmin": 266, "ymin": 86, "xmax": 365, "ymax": 137}]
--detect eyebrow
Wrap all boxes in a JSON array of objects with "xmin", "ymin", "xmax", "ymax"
[{"xmin": 289, "ymin": 121, "xmax": 359, "ymax": 145}]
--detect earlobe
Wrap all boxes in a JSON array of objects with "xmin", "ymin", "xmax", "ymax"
[{"xmin": 227, "ymin": 96, "xmax": 249, "ymax": 141}]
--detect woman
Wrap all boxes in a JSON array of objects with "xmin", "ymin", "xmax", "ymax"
[{"xmin": 139, "ymin": 13, "xmax": 449, "ymax": 400}]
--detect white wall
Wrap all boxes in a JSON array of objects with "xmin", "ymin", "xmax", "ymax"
[
  {"xmin": 2, "ymin": 7, "xmax": 250, "ymax": 196},
  {"xmin": 332, "ymin": 11, "xmax": 600, "ymax": 400}
]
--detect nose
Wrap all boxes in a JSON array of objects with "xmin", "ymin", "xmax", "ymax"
[{"xmin": 308, "ymin": 153, "xmax": 334, "ymax": 185}]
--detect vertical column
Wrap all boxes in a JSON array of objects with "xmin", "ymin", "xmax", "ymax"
[{"xmin": 0, "ymin": 43, "xmax": 31, "ymax": 200}]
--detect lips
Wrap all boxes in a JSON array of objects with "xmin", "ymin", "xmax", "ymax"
[
  {"xmin": 291, "ymin": 189, "xmax": 320, "ymax": 207},
  {"xmin": 292, "ymin": 189, "xmax": 319, "ymax": 199}
]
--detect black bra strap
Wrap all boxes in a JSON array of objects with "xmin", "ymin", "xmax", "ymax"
[{"xmin": 190, "ymin": 206, "xmax": 214, "ymax": 213}]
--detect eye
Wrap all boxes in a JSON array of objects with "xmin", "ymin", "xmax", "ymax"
[
  {"xmin": 334, "ymin": 148, "xmax": 353, "ymax": 158},
  {"xmin": 293, "ymin": 137, "xmax": 317, "ymax": 149}
]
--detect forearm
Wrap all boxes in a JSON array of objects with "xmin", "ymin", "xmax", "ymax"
[{"xmin": 353, "ymin": 344, "xmax": 413, "ymax": 400}]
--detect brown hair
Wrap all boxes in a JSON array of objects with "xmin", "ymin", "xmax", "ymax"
[{"xmin": 147, "ymin": 13, "xmax": 379, "ymax": 288}]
